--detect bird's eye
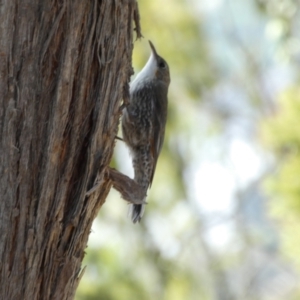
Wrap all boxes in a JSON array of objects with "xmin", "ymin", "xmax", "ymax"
[{"xmin": 159, "ymin": 61, "xmax": 166, "ymax": 69}]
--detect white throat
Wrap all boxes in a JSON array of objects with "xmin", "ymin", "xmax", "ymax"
[{"xmin": 130, "ymin": 52, "xmax": 157, "ymax": 91}]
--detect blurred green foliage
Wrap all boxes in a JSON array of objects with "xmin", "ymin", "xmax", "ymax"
[
  {"xmin": 76, "ymin": 0, "xmax": 300, "ymax": 299},
  {"xmin": 263, "ymin": 87, "xmax": 300, "ymax": 270}
]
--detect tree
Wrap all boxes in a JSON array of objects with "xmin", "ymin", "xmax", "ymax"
[{"xmin": 0, "ymin": 1, "xmax": 141, "ymax": 299}]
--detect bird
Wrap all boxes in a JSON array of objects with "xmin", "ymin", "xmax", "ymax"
[{"xmin": 122, "ymin": 40, "xmax": 170, "ymax": 223}]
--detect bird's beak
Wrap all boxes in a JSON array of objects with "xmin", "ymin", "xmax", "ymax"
[{"xmin": 149, "ymin": 40, "xmax": 159, "ymax": 60}]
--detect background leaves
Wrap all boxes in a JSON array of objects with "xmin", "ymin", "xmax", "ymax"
[{"xmin": 77, "ymin": 1, "xmax": 300, "ymax": 299}]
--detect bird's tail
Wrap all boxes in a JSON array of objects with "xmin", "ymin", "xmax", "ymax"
[
  {"xmin": 130, "ymin": 146, "xmax": 152, "ymax": 223},
  {"xmin": 129, "ymin": 203, "xmax": 146, "ymax": 223}
]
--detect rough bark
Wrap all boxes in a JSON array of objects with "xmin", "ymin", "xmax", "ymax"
[{"xmin": 0, "ymin": 0, "xmax": 141, "ymax": 299}]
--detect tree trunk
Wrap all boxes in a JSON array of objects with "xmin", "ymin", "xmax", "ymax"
[{"xmin": 0, "ymin": 0, "xmax": 140, "ymax": 299}]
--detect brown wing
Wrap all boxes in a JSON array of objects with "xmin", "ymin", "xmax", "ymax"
[{"xmin": 149, "ymin": 88, "xmax": 168, "ymax": 186}]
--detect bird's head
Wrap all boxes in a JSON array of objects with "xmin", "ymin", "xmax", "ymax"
[
  {"xmin": 148, "ymin": 41, "xmax": 170, "ymax": 85},
  {"xmin": 134, "ymin": 41, "xmax": 170, "ymax": 87}
]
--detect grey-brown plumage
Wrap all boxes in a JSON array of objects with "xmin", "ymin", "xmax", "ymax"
[{"xmin": 122, "ymin": 41, "xmax": 170, "ymax": 223}]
